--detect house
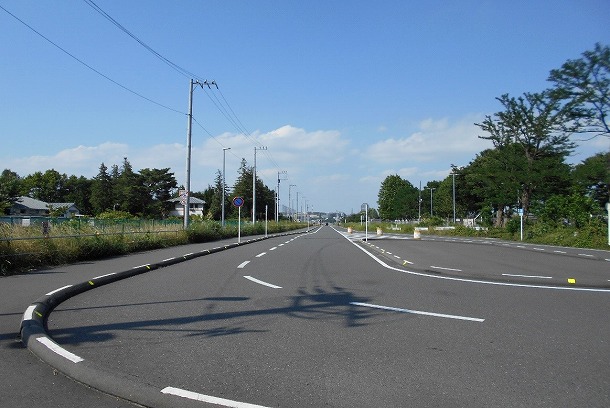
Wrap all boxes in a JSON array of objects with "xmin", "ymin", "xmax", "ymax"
[
  {"xmin": 167, "ymin": 197, "xmax": 205, "ymax": 218},
  {"xmin": 9, "ymin": 196, "xmax": 80, "ymax": 218}
]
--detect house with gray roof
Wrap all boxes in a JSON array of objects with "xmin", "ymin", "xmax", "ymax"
[{"xmin": 9, "ymin": 196, "xmax": 80, "ymax": 218}]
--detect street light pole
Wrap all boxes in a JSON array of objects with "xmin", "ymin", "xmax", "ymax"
[
  {"xmin": 452, "ymin": 172, "xmax": 456, "ymax": 224},
  {"xmin": 222, "ymin": 147, "xmax": 231, "ymax": 227},
  {"xmin": 430, "ymin": 188, "xmax": 435, "ymax": 217},
  {"xmin": 252, "ymin": 146, "xmax": 267, "ymax": 223},
  {"xmin": 289, "ymin": 184, "xmax": 296, "ymax": 221}
]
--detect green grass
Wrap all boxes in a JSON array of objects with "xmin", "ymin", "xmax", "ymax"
[{"xmin": 0, "ymin": 219, "xmax": 305, "ymax": 275}]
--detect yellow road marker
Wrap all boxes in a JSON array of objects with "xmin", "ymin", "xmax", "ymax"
[{"xmin": 568, "ymin": 278, "xmax": 576, "ymax": 284}]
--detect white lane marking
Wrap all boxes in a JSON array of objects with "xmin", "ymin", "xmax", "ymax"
[
  {"xmin": 578, "ymin": 253, "xmax": 594, "ymax": 257},
  {"xmin": 554, "ymin": 250, "xmax": 567, "ymax": 254},
  {"xmin": 243, "ymin": 276, "xmax": 282, "ymax": 289},
  {"xmin": 162, "ymin": 257, "xmax": 175, "ymax": 262},
  {"xmin": 279, "ymin": 243, "xmax": 285, "ymax": 247},
  {"xmin": 36, "ymin": 336, "xmax": 84, "ymax": 363},
  {"xmin": 269, "ymin": 246, "xmax": 278, "ymax": 251},
  {"xmin": 45, "ymin": 285, "xmax": 73, "ymax": 296},
  {"xmin": 336, "ymin": 229, "xmax": 610, "ymax": 293},
  {"xmin": 351, "ymin": 302, "xmax": 484, "ymax": 323},
  {"xmin": 430, "ymin": 265, "xmax": 463, "ymax": 272},
  {"xmin": 502, "ymin": 273, "xmax": 553, "ymax": 279},
  {"xmin": 533, "ymin": 248, "xmax": 545, "ymax": 251},
  {"xmin": 237, "ymin": 261, "xmax": 250, "ymax": 269},
  {"xmin": 255, "ymin": 252, "xmax": 267, "ymax": 258},
  {"xmin": 23, "ymin": 305, "xmax": 37, "ymax": 321},
  {"xmin": 92, "ymin": 272, "xmax": 116, "ymax": 280},
  {"xmin": 161, "ymin": 386, "xmax": 271, "ymax": 408}
]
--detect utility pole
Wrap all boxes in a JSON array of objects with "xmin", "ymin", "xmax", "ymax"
[
  {"xmin": 289, "ymin": 184, "xmax": 296, "ymax": 221},
  {"xmin": 184, "ymin": 79, "xmax": 216, "ymax": 229},
  {"xmin": 276, "ymin": 171, "xmax": 287, "ymax": 222},
  {"xmin": 222, "ymin": 147, "xmax": 231, "ymax": 227},
  {"xmin": 252, "ymin": 146, "xmax": 267, "ymax": 223}
]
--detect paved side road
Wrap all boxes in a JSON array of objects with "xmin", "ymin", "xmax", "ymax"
[{"xmin": 0, "ymin": 234, "xmax": 277, "ymax": 408}]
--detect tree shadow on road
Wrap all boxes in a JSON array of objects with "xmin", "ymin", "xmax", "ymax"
[{"xmin": 49, "ymin": 287, "xmax": 376, "ymax": 345}]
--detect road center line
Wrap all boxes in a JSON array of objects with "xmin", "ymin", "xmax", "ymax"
[
  {"xmin": 269, "ymin": 246, "xmax": 278, "ymax": 251},
  {"xmin": 161, "ymin": 386, "xmax": 271, "ymax": 408},
  {"xmin": 430, "ymin": 265, "xmax": 463, "ymax": 272},
  {"xmin": 502, "ymin": 273, "xmax": 553, "ymax": 279},
  {"xmin": 350, "ymin": 302, "xmax": 484, "ymax": 322},
  {"xmin": 243, "ymin": 276, "xmax": 282, "ymax": 289},
  {"xmin": 237, "ymin": 261, "xmax": 250, "ymax": 269},
  {"xmin": 255, "ymin": 252, "xmax": 267, "ymax": 257}
]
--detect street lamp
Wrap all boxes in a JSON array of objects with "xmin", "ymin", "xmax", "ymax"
[
  {"xmin": 221, "ymin": 147, "xmax": 231, "ymax": 227},
  {"xmin": 430, "ymin": 187, "xmax": 435, "ymax": 217},
  {"xmin": 289, "ymin": 184, "xmax": 296, "ymax": 221}
]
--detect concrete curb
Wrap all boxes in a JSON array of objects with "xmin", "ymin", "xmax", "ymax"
[{"xmin": 19, "ymin": 230, "xmax": 310, "ymax": 407}]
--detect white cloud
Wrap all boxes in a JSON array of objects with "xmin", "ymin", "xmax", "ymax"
[{"xmin": 365, "ymin": 115, "xmax": 490, "ymax": 164}]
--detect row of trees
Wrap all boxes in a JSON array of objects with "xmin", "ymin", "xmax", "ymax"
[
  {"xmin": 378, "ymin": 43, "xmax": 609, "ymax": 227},
  {"xmin": 0, "ymin": 157, "xmax": 279, "ymax": 220}
]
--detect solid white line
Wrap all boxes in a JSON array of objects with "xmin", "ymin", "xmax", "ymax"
[
  {"xmin": 36, "ymin": 336, "xmax": 84, "ymax": 363},
  {"xmin": 256, "ymin": 252, "xmax": 267, "ymax": 257},
  {"xmin": 237, "ymin": 261, "xmax": 250, "ymax": 269},
  {"xmin": 243, "ymin": 276, "xmax": 282, "ymax": 289},
  {"xmin": 45, "ymin": 285, "xmax": 73, "ymax": 296},
  {"xmin": 92, "ymin": 272, "xmax": 116, "ymax": 280},
  {"xmin": 430, "ymin": 265, "xmax": 462, "ymax": 272},
  {"xmin": 335, "ymin": 228, "xmax": 610, "ymax": 293},
  {"xmin": 502, "ymin": 273, "xmax": 553, "ymax": 279},
  {"xmin": 350, "ymin": 302, "xmax": 485, "ymax": 322},
  {"xmin": 161, "ymin": 386, "xmax": 271, "ymax": 408}
]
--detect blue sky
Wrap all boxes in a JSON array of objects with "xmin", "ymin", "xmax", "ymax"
[{"xmin": 1, "ymin": 1, "xmax": 608, "ymax": 214}]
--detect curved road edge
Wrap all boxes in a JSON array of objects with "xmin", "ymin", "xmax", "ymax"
[{"xmin": 19, "ymin": 229, "xmax": 312, "ymax": 408}]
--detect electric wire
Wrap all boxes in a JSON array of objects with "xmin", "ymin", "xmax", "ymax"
[
  {"xmin": 81, "ymin": 0, "xmax": 287, "ymax": 176},
  {"xmin": 0, "ymin": 4, "xmax": 184, "ymax": 115}
]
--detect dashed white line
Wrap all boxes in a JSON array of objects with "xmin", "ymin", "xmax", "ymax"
[
  {"xmin": 578, "ymin": 254, "xmax": 594, "ymax": 258},
  {"xmin": 255, "ymin": 252, "xmax": 267, "ymax": 258},
  {"xmin": 502, "ymin": 273, "xmax": 553, "ymax": 279},
  {"xmin": 243, "ymin": 276, "xmax": 282, "ymax": 289},
  {"xmin": 161, "ymin": 386, "xmax": 271, "ymax": 408},
  {"xmin": 237, "ymin": 261, "xmax": 250, "ymax": 269},
  {"xmin": 36, "ymin": 336, "xmax": 84, "ymax": 363},
  {"xmin": 269, "ymin": 246, "xmax": 278, "ymax": 251},
  {"xmin": 350, "ymin": 302, "xmax": 484, "ymax": 323},
  {"xmin": 430, "ymin": 265, "xmax": 463, "ymax": 272}
]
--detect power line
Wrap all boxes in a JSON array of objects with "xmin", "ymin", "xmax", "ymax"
[
  {"xmin": 0, "ymin": 4, "xmax": 184, "ymax": 115},
  {"xmin": 82, "ymin": 0, "xmax": 202, "ymax": 81}
]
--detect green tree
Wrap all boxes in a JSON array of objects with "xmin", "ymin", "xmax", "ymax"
[
  {"xmin": 572, "ymin": 152, "xmax": 610, "ymax": 209},
  {"xmin": 548, "ymin": 43, "xmax": 610, "ymax": 139},
  {"xmin": 115, "ymin": 157, "xmax": 146, "ymax": 215},
  {"xmin": 64, "ymin": 175, "xmax": 92, "ymax": 215},
  {"xmin": 0, "ymin": 169, "xmax": 22, "ymax": 214},
  {"xmin": 475, "ymin": 91, "xmax": 575, "ymax": 216},
  {"xmin": 377, "ymin": 175, "xmax": 418, "ymax": 220},
  {"xmin": 90, "ymin": 163, "xmax": 114, "ymax": 215},
  {"xmin": 22, "ymin": 169, "xmax": 69, "ymax": 202},
  {"xmin": 139, "ymin": 167, "xmax": 177, "ymax": 217}
]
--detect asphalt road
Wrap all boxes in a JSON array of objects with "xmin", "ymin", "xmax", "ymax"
[{"xmin": 4, "ymin": 226, "xmax": 610, "ymax": 407}]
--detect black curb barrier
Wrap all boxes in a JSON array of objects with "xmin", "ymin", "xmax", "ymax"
[{"xmin": 20, "ymin": 228, "xmax": 314, "ymax": 407}]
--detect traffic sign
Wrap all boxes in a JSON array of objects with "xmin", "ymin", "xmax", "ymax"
[{"xmin": 233, "ymin": 196, "xmax": 244, "ymax": 207}]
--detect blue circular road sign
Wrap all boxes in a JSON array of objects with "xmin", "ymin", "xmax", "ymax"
[{"xmin": 232, "ymin": 196, "xmax": 244, "ymax": 207}]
